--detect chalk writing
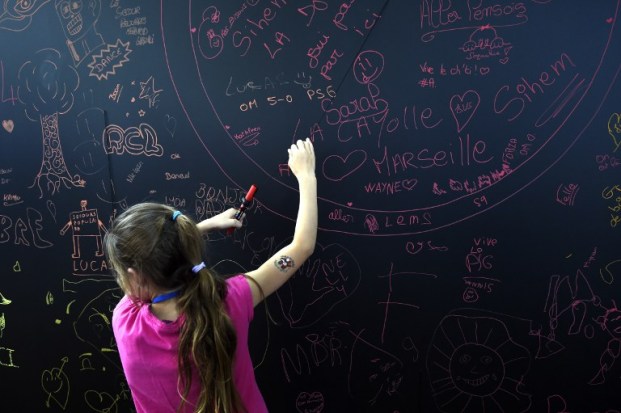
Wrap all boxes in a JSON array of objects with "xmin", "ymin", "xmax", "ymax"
[
  {"xmin": 102, "ymin": 122, "xmax": 164, "ymax": 156},
  {"xmin": 602, "ymin": 185, "xmax": 621, "ymax": 227},
  {"xmin": 87, "ymin": 39, "xmax": 132, "ymax": 80},
  {"xmin": 275, "ymin": 242, "xmax": 361, "ymax": 328}
]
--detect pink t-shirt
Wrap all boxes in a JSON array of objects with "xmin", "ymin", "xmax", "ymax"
[{"xmin": 112, "ymin": 275, "xmax": 267, "ymax": 413}]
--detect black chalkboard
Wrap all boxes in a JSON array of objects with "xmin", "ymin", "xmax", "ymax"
[{"xmin": 1, "ymin": 1, "xmax": 621, "ymax": 412}]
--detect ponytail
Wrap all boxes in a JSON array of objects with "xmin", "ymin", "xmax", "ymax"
[{"xmin": 173, "ymin": 214, "xmax": 244, "ymax": 413}]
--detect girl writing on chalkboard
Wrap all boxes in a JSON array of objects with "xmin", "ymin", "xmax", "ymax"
[{"xmin": 104, "ymin": 139, "xmax": 317, "ymax": 413}]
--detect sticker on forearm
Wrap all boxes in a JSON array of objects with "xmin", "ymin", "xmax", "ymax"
[{"xmin": 275, "ymin": 256, "xmax": 295, "ymax": 272}]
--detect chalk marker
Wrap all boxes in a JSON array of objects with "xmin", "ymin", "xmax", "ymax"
[{"xmin": 227, "ymin": 185, "xmax": 257, "ymax": 235}]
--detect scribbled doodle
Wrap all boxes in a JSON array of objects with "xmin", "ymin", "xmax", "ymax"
[
  {"xmin": 0, "ymin": 0, "xmax": 51, "ymax": 32},
  {"xmin": 546, "ymin": 393, "xmax": 621, "ymax": 413},
  {"xmin": 197, "ymin": 6, "xmax": 224, "ymax": 60},
  {"xmin": 543, "ymin": 269, "xmax": 600, "ymax": 340},
  {"xmin": 378, "ymin": 262, "xmax": 438, "ymax": 343},
  {"xmin": 600, "ymin": 259, "xmax": 621, "ymax": 285},
  {"xmin": 84, "ymin": 389, "xmax": 120, "ymax": 413},
  {"xmin": 295, "ymin": 391, "xmax": 325, "ymax": 413},
  {"xmin": 73, "ymin": 108, "xmax": 108, "ymax": 176},
  {"xmin": 0, "ymin": 59, "xmax": 17, "ymax": 105},
  {"xmin": 348, "ymin": 328, "xmax": 404, "ymax": 406},
  {"xmin": 590, "ymin": 301, "xmax": 621, "ymax": 385},
  {"xmin": 608, "ymin": 112, "xmax": 621, "ymax": 152},
  {"xmin": 61, "ymin": 277, "xmax": 122, "ymax": 366},
  {"xmin": 353, "ymin": 50, "xmax": 384, "ymax": 85},
  {"xmin": 275, "ymin": 243, "xmax": 361, "ymax": 328},
  {"xmin": 459, "ymin": 25, "xmax": 512, "ymax": 63},
  {"xmin": 41, "ymin": 356, "xmax": 70, "ymax": 409},
  {"xmin": 164, "ymin": 114, "xmax": 177, "ymax": 137},
  {"xmin": 596, "ymin": 153, "xmax": 621, "ymax": 171}
]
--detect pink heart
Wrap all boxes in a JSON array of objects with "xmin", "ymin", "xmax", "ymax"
[
  {"xmin": 606, "ymin": 17, "xmax": 614, "ymax": 24},
  {"xmin": 402, "ymin": 178, "xmax": 418, "ymax": 190},
  {"xmin": 296, "ymin": 391, "xmax": 324, "ymax": 413},
  {"xmin": 449, "ymin": 90, "xmax": 481, "ymax": 133},
  {"xmin": 322, "ymin": 150, "xmax": 367, "ymax": 182},
  {"xmin": 2, "ymin": 120, "xmax": 14, "ymax": 133}
]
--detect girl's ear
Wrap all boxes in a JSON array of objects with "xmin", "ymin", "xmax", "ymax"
[
  {"xmin": 126, "ymin": 267, "xmax": 144, "ymax": 288},
  {"xmin": 126, "ymin": 268, "xmax": 150, "ymax": 300}
]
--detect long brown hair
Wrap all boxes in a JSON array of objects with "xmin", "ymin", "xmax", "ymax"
[{"xmin": 104, "ymin": 202, "xmax": 244, "ymax": 413}]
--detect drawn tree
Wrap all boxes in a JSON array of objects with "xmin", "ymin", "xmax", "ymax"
[{"xmin": 18, "ymin": 48, "xmax": 84, "ymax": 197}]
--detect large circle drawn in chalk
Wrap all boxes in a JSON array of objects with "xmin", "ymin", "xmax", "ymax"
[{"xmin": 162, "ymin": 1, "xmax": 621, "ymax": 236}]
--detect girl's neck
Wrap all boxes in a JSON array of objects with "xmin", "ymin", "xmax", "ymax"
[
  {"xmin": 150, "ymin": 288, "xmax": 182, "ymax": 321},
  {"xmin": 150, "ymin": 299, "xmax": 179, "ymax": 322}
]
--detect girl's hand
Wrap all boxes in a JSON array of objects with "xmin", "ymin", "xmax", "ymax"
[
  {"xmin": 288, "ymin": 138, "xmax": 316, "ymax": 180},
  {"xmin": 197, "ymin": 208, "xmax": 242, "ymax": 233}
]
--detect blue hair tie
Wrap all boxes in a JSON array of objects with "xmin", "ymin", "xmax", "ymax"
[
  {"xmin": 172, "ymin": 210, "xmax": 182, "ymax": 221},
  {"xmin": 192, "ymin": 262, "xmax": 206, "ymax": 274}
]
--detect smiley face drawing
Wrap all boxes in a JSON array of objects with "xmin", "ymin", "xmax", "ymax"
[{"xmin": 427, "ymin": 314, "xmax": 532, "ymax": 412}]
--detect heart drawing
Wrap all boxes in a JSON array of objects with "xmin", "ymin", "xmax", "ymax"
[
  {"xmin": 2, "ymin": 120, "xmax": 14, "ymax": 133},
  {"xmin": 450, "ymin": 90, "xmax": 481, "ymax": 133},
  {"xmin": 322, "ymin": 150, "xmax": 367, "ymax": 182}
]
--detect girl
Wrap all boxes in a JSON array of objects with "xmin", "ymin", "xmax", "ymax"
[{"xmin": 105, "ymin": 139, "xmax": 317, "ymax": 413}]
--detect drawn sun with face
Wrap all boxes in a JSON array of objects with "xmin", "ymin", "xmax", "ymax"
[{"xmin": 427, "ymin": 314, "xmax": 532, "ymax": 412}]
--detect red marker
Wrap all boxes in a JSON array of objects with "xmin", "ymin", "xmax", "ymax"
[{"xmin": 227, "ymin": 185, "xmax": 257, "ymax": 234}]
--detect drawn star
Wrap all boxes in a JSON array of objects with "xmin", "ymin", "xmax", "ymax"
[
  {"xmin": 139, "ymin": 76, "xmax": 163, "ymax": 100},
  {"xmin": 138, "ymin": 110, "xmax": 146, "ymax": 117}
]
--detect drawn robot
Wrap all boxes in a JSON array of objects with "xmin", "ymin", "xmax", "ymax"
[
  {"xmin": 54, "ymin": 0, "xmax": 105, "ymax": 65},
  {"xmin": 60, "ymin": 200, "xmax": 107, "ymax": 258}
]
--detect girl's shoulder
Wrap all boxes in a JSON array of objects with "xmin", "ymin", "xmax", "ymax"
[{"xmin": 224, "ymin": 274, "xmax": 254, "ymax": 322}]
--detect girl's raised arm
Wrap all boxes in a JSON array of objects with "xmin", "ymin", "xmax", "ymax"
[{"xmin": 246, "ymin": 139, "xmax": 318, "ymax": 306}]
